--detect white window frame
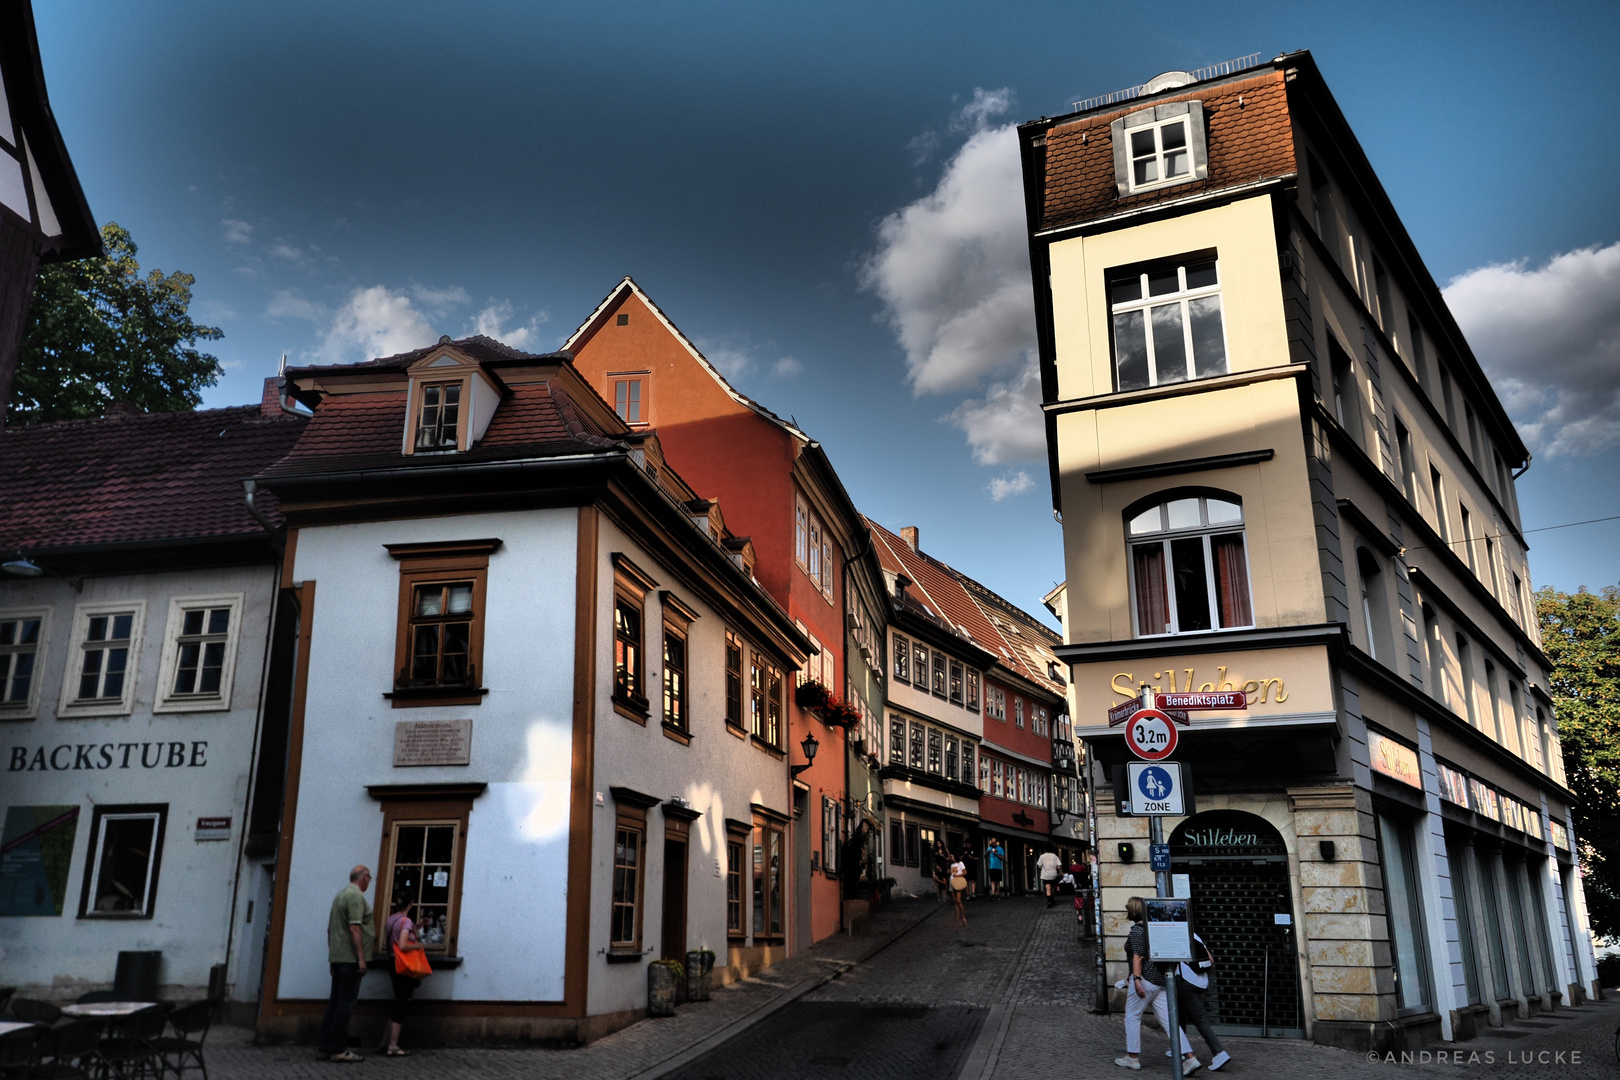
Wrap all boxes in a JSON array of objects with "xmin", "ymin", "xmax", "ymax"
[
  {"xmin": 82, "ymin": 806, "xmax": 166, "ymax": 919},
  {"xmin": 59, "ymin": 600, "xmax": 146, "ymax": 718},
  {"xmin": 1127, "ymin": 496, "xmax": 1255, "ymax": 639},
  {"xmin": 1108, "ymin": 259, "xmax": 1229, "ymax": 390},
  {"xmin": 0, "ymin": 606, "xmax": 51, "ymax": 719},
  {"xmin": 1124, "ymin": 114, "xmax": 1194, "ymax": 193},
  {"xmin": 154, "ymin": 594, "xmax": 246, "ymax": 714}
]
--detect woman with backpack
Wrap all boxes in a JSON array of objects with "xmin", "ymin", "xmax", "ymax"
[{"xmin": 1176, "ymin": 933, "xmax": 1231, "ymax": 1071}]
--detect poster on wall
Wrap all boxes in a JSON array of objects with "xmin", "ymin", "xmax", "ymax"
[{"xmin": 0, "ymin": 805, "xmax": 80, "ymax": 916}]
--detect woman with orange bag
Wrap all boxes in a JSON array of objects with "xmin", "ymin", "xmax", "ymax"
[{"xmin": 379, "ymin": 895, "xmax": 431, "ymax": 1056}]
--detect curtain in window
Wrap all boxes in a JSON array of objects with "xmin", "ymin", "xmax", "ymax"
[
  {"xmin": 1212, "ymin": 533, "xmax": 1252, "ymax": 628},
  {"xmin": 1132, "ymin": 543, "xmax": 1169, "ymax": 635}
]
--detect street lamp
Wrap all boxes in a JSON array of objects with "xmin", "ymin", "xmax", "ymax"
[
  {"xmin": 790, "ymin": 731, "xmax": 819, "ymax": 779},
  {"xmin": 2, "ymin": 556, "xmax": 42, "ymax": 577}
]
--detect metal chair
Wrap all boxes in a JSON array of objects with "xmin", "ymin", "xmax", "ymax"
[
  {"xmin": 0, "ymin": 989, "xmax": 15, "ymax": 1014},
  {"xmin": 6, "ymin": 1003, "xmax": 59, "ymax": 1028},
  {"xmin": 95, "ymin": 1005, "xmax": 170, "ymax": 1080},
  {"xmin": 26, "ymin": 1018, "xmax": 104, "ymax": 1080},
  {"xmin": 148, "ymin": 1002, "xmax": 215, "ymax": 1080},
  {"xmin": 0, "ymin": 1026, "xmax": 42, "ymax": 1080}
]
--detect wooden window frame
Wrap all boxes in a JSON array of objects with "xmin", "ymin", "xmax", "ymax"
[
  {"xmin": 948, "ymin": 660, "xmax": 963, "ymax": 706},
  {"xmin": 410, "ymin": 379, "xmax": 467, "ymax": 453},
  {"xmin": 375, "ymin": 802, "xmax": 471, "ymax": 957},
  {"xmin": 608, "ymin": 787, "xmax": 659, "ymax": 958},
  {"xmin": 611, "ymin": 554, "xmax": 659, "ymax": 723},
  {"xmin": 889, "ymin": 716, "xmax": 905, "ymax": 766},
  {"xmin": 725, "ymin": 821, "xmax": 750, "ymax": 940},
  {"xmin": 609, "ymin": 371, "xmax": 650, "ymax": 427},
  {"xmin": 78, "ymin": 803, "xmax": 167, "ymax": 919},
  {"xmin": 965, "ymin": 668, "xmax": 979, "ymax": 713},
  {"xmin": 724, "ymin": 629, "xmax": 746, "ymax": 736},
  {"xmin": 892, "ymin": 633, "xmax": 910, "ymax": 683},
  {"xmin": 902, "ymin": 822, "xmax": 920, "ymax": 868},
  {"xmin": 386, "ymin": 540, "xmax": 498, "ymax": 708},
  {"xmin": 751, "ymin": 811, "xmax": 786, "ymax": 942},
  {"xmin": 660, "ymin": 591, "xmax": 698, "ymax": 744}
]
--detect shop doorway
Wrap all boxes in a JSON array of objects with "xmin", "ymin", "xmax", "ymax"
[
  {"xmin": 661, "ymin": 838, "xmax": 688, "ymax": 962},
  {"xmin": 1170, "ymin": 810, "xmax": 1303, "ymax": 1037}
]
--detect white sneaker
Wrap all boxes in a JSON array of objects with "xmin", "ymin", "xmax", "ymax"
[
  {"xmin": 1114, "ymin": 1057, "xmax": 1142, "ymax": 1070},
  {"xmin": 1184, "ymin": 1059, "xmax": 1202, "ymax": 1075},
  {"xmin": 1209, "ymin": 1051, "xmax": 1230, "ymax": 1071}
]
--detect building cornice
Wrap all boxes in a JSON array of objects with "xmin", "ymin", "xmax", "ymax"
[
  {"xmin": 1055, "ymin": 623, "xmax": 1343, "ymax": 664},
  {"xmin": 1043, "ymin": 363, "xmax": 1307, "ymax": 419}
]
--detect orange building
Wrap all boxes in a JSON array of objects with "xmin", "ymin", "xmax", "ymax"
[{"xmin": 567, "ymin": 279, "xmax": 869, "ymax": 946}]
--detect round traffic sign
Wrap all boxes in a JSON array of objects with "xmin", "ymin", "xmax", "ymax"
[{"xmin": 1125, "ymin": 709, "xmax": 1178, "ymax": 760}]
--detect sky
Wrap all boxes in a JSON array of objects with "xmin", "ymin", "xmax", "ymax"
[{"xmin": 33, "ymin": 0, "xmax": 1620, "ymax": 622}]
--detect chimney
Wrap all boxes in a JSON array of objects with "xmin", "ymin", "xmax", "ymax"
[
  {"xmin": 900, "ymin": 526, "xmax": 919, "ymax": 552},
  {"xmin": 261, "ymin": 377, "xmax": 282, "ymax": 417}
]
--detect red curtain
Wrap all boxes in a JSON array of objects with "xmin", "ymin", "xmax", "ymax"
[
  {"xmin": 1212, "ymin": 534, "xmax": 1252, "ymax": 628},
  {"xmin": 1133, "ymin": 543, "xmax": 1169, "ymax": 634}
]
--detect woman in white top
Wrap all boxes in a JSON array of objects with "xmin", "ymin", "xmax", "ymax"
[{"xmin": 947, "ymin": 855, "xmax": 968, "ymax": 927}]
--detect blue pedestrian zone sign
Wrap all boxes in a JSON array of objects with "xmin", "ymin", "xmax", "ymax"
[{"xmin": 1127, "ymin": 762, "xmax": 1185, "ymax": 816}]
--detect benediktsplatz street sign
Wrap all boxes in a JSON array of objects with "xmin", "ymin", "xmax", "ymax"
[
  {"xmin": 1156, "ymin": 691, "xmax": 1247, "ymax": 711},
  {"xmin": 1125, "ymin": 709, "xmax": 1178, "ymax": 760},
  {"xmin": 1127, "ymin": 761, "xmax": 1186, "ymax": 815},
  {"xmin": 1107, "ymin": 699, "xmax": 1137, "ymax": 727}
]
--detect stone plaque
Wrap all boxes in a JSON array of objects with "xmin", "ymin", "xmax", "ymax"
[{"xmin": 393, "ymin": 719, "xmax": 472, "ymax": 767}]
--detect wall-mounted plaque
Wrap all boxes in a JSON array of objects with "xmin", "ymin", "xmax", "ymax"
[
  {"xmin": 393, "ymin": 719, "xmax": 473, "ymax": 767},
  {"xmin": 195, "ymin": 816, "xmax": 232, "ymax": 841}
]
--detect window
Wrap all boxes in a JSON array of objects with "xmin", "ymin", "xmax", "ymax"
[
  {"xmin": 1373, "ymin": 258, "xmax": 1393, "ymax": 333},
  {"xmin": 1357, "ymin": 550, "xmax": 1393, "ymax": 663},
  {"xmin": 944, "ymin": 735, "xmax": 958, "ymax": 782},
  {"xmin": 1396, "ymin": 421, "xmax": 1417, "ymax": 505},
  {"xmin": 155, "ymin": 595, "xmax": 244, "ymax": 712},
  {"xmin": 1536, "ymin": 708, "xmax": 1551, "ymax": 774},
  {"xmin": 961, "ymin": 742, "xmax": 975, "ymax": 786},
  {"xmin": 0, "ymin": 609, "xmax": 45, "ymax": 716},
  {"xmin": 612, "ymin": 597, "xmax": 646, "ymax": 706},
  {"xmin": 1128, "ymin": 495, "xmax": 1252, "ymax": 636},
  {"xmin": 966, "ymin": 669, "xmax": 980, "ymax": 712},
  {"xmin": 890, "ymin": 716, "xmax": 906, "ymax": 765},
  {"xmin": 821, "ymin": 797, "xmax": 840, "ymax": 876},
  {"xmin": 614, "ymin": 378, "xmax": 643, "ymax": 424},
  {"xmin": 1459, "ymin": 506, "xmax": 1476, "ymax": 572},
  {"xmin": 795, "ymin": 503, "xmax": 808, "ymax": 567},
  {"xmin": 987, "ymin": 686, "xmax": 1006, "ymax": 721},
  {"xmin": 612, "ymin": 823, "xmax": 643, "ymax": 948},
  {"xmin": 752, "ymin": 819, "xmax": 784, "ymax": 938},
  {"xmin": 913, "ymin": 642, "xmax": 928, "ymax": 691},
  {"xmin": 1423, "ymin": 606, "xmax": 1446, "ymax": 705},
  {"xmin": 1109, "ymin": 258, "xmax": 1226, "ymax": 391},
  {"xmin": 1329, "ymin": 339, "xmax": 1361, "ymax": 437},
  {"xmin": 992, "ymin": 759, "xmax": 1004, "ymax": 798},
  {"xmin": 948, "ymin": 660, "xmax": 963, "ymax": 706},
  {"xmin": 388, "ymin": 541, "xmax": 494, "ymax": 705},
  {"xmin": 926, "ymin": 728, "xmax": 942, "ymax": 774},
  {"xmin": 1509, "ymin": 681, "xmax": 1528, "ymax": 762},
  {"xmin": 61, "ymin": 602, "xmax": 144, "ymax": 716},
  {"xmin": 1456, "ymin": 635, "xmax": 1478, "ymax": 728},
  {"xmin": 386, "ymin": 821, "xmax": 460, "ymax": 952},
  {"xmin": 978, "ymin": 754, "xmax": 991, "ymax": 793},
  {"xmin": 79, "ymin": 804, "xmax": 166, "ymax": 918},
  {"xmin": 1014, "ymin": 699, "xmax": 1024, "ymax": 728},
  {"xmin": 908, "ymin": 721, "xmax": 925, "ymax": 770},
  {"xmin": 1438, "ymin": 364, "xmax": 1457, "ymax": 429},
  {"xmin": 726, "ymin": 833, "xmax": 746, "ymax": 937},
  {"xmin": 930, "ymin": 651, "xmax": 946, "ymax": 698},
  {"xmin": 1484, "ymin": 661, "xmax": 1505, "ymax": 744},
  {"xmin": 1114, "ymin": 104, "xmax": 1206, "ymax": 193},
  {"xmin": 1509, "ymin": 573, "xmax": 1525, "ymax": 626},
  {"xmin": 1377, "ymin": 813, "xmax": 1434, "ymax": 1013},
  {"xmin": 1429, "ymin": 467, "xmax": 1449, "ymax": 541},
  {"xmin": 1033, "ymin": 706, "xmax": 1049, "ymax": 737},
  {"xmin": 902, "ymin": 822, "xmax": 920, "ymax": 868},
  {"xmin": 1484, "ymin": 536, "xmax": 1501, "ymax": 598},
  {"xmin": 725, "ymin": 630, "xmax": 744, "ymax": 731},
  {"xmin": 893, "ymin": 634, "xmax": 910, "ymax": 682},
  {"xmin": 1407, "ymin": 312, "xmax": 1428, "ymax": 386},
  {"xmin": 1309, "ymin": 153, "xmax": 1335, "ymax": 242},
  {"xmin": 415, "ymin": 382, "xmax": 461, "ymax": 450},
  {"xmin": 1464, "ymin": 402, "xmax": 1481, "ymax": 464},
  {"xmin": 807, "ymin": 519, "xmax": 820, "ymax": 584},
  {"xmin": 822, "ymin": 537, "xmax": 834, "ymax": 602},
  {"xmin": 663, "ymin": 626, "xmax": 687, "ymax": 733},
  {"xmin": 750, "ymin": 652, "xmax": 783, "ymax": 747}
]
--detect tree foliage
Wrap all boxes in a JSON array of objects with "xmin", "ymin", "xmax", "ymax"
[
  {"xmin": 11, "ymin": 222, "xmax": 222, "ymax": 425},
  {"xmin": 1537, "ymin": 583, "xmax": 1620, "ymax": 939}
]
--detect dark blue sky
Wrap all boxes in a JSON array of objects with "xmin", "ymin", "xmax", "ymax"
[{"xmin": 37, "ymin": 0, "xmax": 1620, "ymax": 617}]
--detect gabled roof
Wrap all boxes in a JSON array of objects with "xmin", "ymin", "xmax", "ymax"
[
  {"xmin": 563, "ymin": 277, "xmax": 811, "ymax": 443},
  {"xmin": 0, "ymin": 403, "xmax": 307, "ymax": 550},
  {"xmin": 866, "ymin": 519, "xmax": 1065, "ymax": 698}
]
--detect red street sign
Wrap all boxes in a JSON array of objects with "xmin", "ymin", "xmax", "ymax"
[
  {"xmin": 1125, "ymin": 709, "xmax": 1179, "ymax": 761},
  {"xmin": 1107, "ymin": 700, "xmax": 1137, "ymax": 727},
  {"xmin": 1156, "ymin": 691, "xmax": 1247, "ymax": 712}
]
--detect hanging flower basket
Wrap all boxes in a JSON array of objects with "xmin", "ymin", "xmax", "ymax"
[
  {"xmin": 821, "ymin": 697, "xmax": 862, "ymax": 728},
  {"xmin": 795, "ymin": 679, "xmax": 833, "ymax": 710}
]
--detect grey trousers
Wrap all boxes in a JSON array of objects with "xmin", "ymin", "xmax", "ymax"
[{"xmin": 1177, "ymin": 984, "xmax": 1225, "ymax": 1055}]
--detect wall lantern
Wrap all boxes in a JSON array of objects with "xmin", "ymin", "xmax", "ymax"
[
  {"xmin": 1118, "ymin": 842, "xmax": 1135, "ymax": 863},
  {"xmin": 791, "ymin": 731, "xmax": 820, "ymax": 779},
  {"xmin": 1319, "ymin": 840, "xmax": 1337, "ymax": 862}
]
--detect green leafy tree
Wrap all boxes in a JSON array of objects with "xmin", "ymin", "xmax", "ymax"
[
  {"xmin": 1537, "ymin": 583, "xmax": 1620, "ymax": 939},
  {"xmin": 10, "ymin": 222, "xmax": 222, "ymax": 425}
]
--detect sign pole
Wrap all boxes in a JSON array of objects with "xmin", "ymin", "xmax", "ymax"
[{"xmin": 1142, "ymin": 684, "xmax": 1184, "ymax": 1080}]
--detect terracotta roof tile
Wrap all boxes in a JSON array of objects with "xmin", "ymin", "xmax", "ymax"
[
  {"xmin": 1041, "ymin": 70, "xmax": 1295, "ymax": 232},
  {"xmin": 0, "ymin": 405, "xmax": 307, "ymax": 550}
]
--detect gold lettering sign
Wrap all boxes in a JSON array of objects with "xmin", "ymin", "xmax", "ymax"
[
  {"xmin": 1367, "ymin": 730, "xmax": 1421, "ymax": 789},
  {"xmin": 1111, "ymin": 666, "xmax": 1289, "ymax": 704}
]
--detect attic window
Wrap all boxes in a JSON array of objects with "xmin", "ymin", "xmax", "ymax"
[
  {"xmin": 417, "ymin": 383, "xmax": 461, "ymax": 450},
  {"xmin": 1111, "ymin": 101, "xmax": 1208, "ymax": 197},
  {"xmin": 617, "ymin": 313, "xmax": 630, "ymax": 326}
]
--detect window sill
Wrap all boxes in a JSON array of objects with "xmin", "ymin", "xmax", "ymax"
[
  {"xmin": 153, "ymin": 695, "xmax": 230, "ymax": 715},
  {"xmin": 724, "ymin": 722, "xmax": 748, "ymax": 740},
  {"xmin": 613, "ymin": 694, "xmax": 650, "ymax": 725},
  {"xmin": 605, "ymin": 949, "xmax": 645, "ymax": 964},
  {"xmin": 661, "ymin": 721, "xmax": 692, "ymax": 745},
  {"xmin": 78, "ymin": 911, "xmax": 154, "ymax": 921},
  {"xmin": 385, "ymin": 685, "xmax": 488, "ymax": 709},
  {"xmin": 749, "ymin": 735, "xmax": 785, "ymax": 759},
  {"xmin": 57, "ymin": 703, "xmax": 134, "ymax": 720}
]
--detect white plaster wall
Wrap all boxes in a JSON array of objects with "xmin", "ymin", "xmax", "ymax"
[
  {"xmin": 276, "ymin": 510, "xmax": 576, "ymax": 1003},
  {"xmin": 0, "ymin": 566, "xmax": 279, "ymax": 994},
  {"xmin": 587, "ymin": 516, "xmax": 791, "ymax": 1017}
]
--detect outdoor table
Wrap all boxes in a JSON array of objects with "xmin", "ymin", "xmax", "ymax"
[
  {"xmin": 59, "ymin": 1002, "xmax": 153, "ymax": 1018},
  {"xmin": 0, "ymin": 1020, "xmax": 36, "ymax": 1036}
]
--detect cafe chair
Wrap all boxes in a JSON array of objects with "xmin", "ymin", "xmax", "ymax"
[
  {"xmin": 96, "ymin": 1004, "xmax": 171, "ymax": 1080},
  {"xmin": 6, "ymin": 1003, "xmax": 59, "ymax": 1029},
  {"xmin": 149, "ymin": 1001, "xmax": 215, "ymax": 1080},
  {"xmin": 26, "ymin": 1018, "xmax": 104, "ymax": 1080},
  {"xmin": 0, "ymin": 1026, "xmax": 42, "ymax": 1080}
]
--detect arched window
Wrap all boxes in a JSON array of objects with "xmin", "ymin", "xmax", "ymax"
[{"xmin": 1127, "ymin": 494, "xmax": 1253, "ymax": 637}]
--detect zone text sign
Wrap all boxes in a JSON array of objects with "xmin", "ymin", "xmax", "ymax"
[{"xmin": 1127, "ymin": 762, "xmax": 1185, "ymax": 816}]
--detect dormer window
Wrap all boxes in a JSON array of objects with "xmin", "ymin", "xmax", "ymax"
[
  {"xmin": 1110, "ymin": 101, "xmax": 1208, "ymax": 197},
  {"xmin": 416, "ymin": 383, "xmax": 462, "ymax": 450},
  {"xmin": 1130, "ymin": 117, "xmax": 1189, "ymax": 188}
]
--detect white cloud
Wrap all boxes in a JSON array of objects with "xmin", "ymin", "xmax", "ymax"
[
  {"xmin": 862, "ymin": 89, "xmax": 1044, "ymax": 465},
  {"xmin": 221, "ymin": 218, "xmax": 253, "ymax": 245},
  {"xmin": 265, "ymin": 289, "xmax": 323, "ymax": 322},
  {"xmin": 697, "ymin": 340, "xmax": 754, "ymax": 380},
  {"xmin": 772, "ymin": 356, "xmax": 803, "ymax": 378},
  {"xmin": 988, "ymin": 469, "xmax": 1035, "ymax": 501},
  {"xmin": 1445, "ymin": 242, "xmax": 1620, "ymax": 457},
  {"xmin": 411, "ymin": 284, "xmax": 473, "ymax": 314},
  {"xmin": 268, "ymin": 242, "xmax": 303, "ymax": 261},
  {"xmin": 466, "ymin": 299, "xmax": 551, "ymax": 351},
  {"xmin": 267, "ymin": 286, "xmax": 438, "ymax": 363}
]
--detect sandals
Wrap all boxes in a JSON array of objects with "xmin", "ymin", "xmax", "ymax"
[{"xmin": 385, "ymin": 1048, "xmax": 411, "ymax": 1057}]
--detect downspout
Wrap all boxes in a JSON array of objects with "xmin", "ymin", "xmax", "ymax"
[{"xmin": 242, "ymin": 480, "xmax": 285, "ymax": 555}]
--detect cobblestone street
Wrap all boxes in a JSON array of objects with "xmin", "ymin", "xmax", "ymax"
[{"xmin": 206, "ymin": 897, "xmax": 1617, "ymax": 1080}]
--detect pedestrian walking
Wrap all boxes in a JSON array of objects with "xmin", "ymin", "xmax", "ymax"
[
  {"xmin": 1175, "ymin": 933, "xmax": 1230, "ymax": 1071},
  {"xmin": 931, "ymin": 838, "xmax": 950, "ymax": 903},
  {"xmin": 964, "ymin": 845, "xmax": 981, "ymax": 901},
  {"xmin": 985, "ymin": 838, "xmax": 1005, "ymax": 899},
  {"xmin": 948, "ymin": 853, "xmax": 968, "ymax": 927},
  {"xmin": 378, "ymin": 895, "xmax": 428, "ymax": 1056},
  {"xmin": 1037, "ymin": 847, "xmax": 1062, "ymax": 907},
  {"xmin": 1116, "ymin": 896, "xmax": 1199, "ymax": 1073},
  {"xmin": 319, "ymin": 865, "xmax": 376, "ymax": 1063}
]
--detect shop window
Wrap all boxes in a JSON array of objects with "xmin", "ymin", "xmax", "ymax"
[
  {"xmin": 1127, "ymin": 494, "xmax": 1252, "ymax": 637},
  {"xmin": 373, "ymin": 793, "xmax": 472, "ymax": 956},
  {"xmin": 889, "ymin": 820, "xmax": 905, "ymax": 873},
  {"xmin": 752, "ymin": 818, "xmax": 785, "ymax": 940},
  {"xmin": 1376, "ymin": 812, "xmax": 1434, "ymax": 1013},
  {"xmin": 1108, "ymin": 256, "xmax": 1225, "ymax": 390},
  {"xmin": 1474, "ymin": 848, "xmax": 1512, "ymax": 1000},
  {"xmin": 1449, "ymin": 841, "xmax": 1483, "ymax": 1005},
  {"xmin": 155, "ymin": 595, "xmax": 244, "ymax": 712},
  {"xmin": 387, "ymin": 540, "xmax": 496, "ymax": 707},
  {"xmin": 79, "ymin": 804, "xmax": 166, "ymax": 918},
  {"xmin": 893, "ymin": 633, "xmax": 910, "ymax": 683},
  {"xmin": 0, "ymin": 608, "xmax": 46, "ymax": 717}
]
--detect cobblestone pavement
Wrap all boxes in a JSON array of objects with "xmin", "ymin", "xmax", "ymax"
[{"xmin": 207, "ymin": 897, "xmax": 940, "ymax": 1080}]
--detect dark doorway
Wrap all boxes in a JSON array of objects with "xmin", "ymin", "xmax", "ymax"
[
  {"xmin": 661, "ymin": 838, "xmax": 688, "ymax": 962},
  {"xmin": 1170, "ymin": 810, "xmax": 1303, "ymax": 1037}
]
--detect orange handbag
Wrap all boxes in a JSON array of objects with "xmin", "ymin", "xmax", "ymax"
[{"xmin": 394, "ymin": 942, "xmax": 432, "ymax": 978}]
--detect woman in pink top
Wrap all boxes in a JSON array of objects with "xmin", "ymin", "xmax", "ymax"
[{"xmin": 379, "ymin": 896, "xmax": 426, "ymax": 1055}]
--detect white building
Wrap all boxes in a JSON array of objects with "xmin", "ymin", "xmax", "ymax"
[
  {"xmin": 0, "ymin": 395, "xmax": 306, "ymax": 1014},
  {"xmin": 256, "ymin": 337, "xmax": 809, "ymax": 1045}
]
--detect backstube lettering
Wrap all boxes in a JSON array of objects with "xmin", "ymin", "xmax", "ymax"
[{"xmin": 6, "ymin": 741, "xmax": 211, "ymax": 771}]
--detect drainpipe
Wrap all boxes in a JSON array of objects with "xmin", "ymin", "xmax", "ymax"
[{"xmin": 242, "ymin": 480, "xmax": 285, "ymax": 554}]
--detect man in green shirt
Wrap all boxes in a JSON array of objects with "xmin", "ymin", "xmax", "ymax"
[{"xmin": 319, "ymin": 866, "xmax": 375, "ymax": 1062}]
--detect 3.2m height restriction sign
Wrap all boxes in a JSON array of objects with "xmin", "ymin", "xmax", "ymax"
[{"xmin": 1124, "ymin": 709, "xmax": 1178, "ymax": 760}]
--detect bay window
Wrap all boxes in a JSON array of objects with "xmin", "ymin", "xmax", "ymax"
[{"xmin": 1128, "ymin": 495, "xmax": 1253, "ymax": 637}]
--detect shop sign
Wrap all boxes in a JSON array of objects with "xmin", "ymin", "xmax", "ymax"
[
  {"xmin": 1550, "ymin": 819, "xmax": 1570, "ymax": 851},
  {"xmin": 1113, "ymin": 666, "xmax": 1288, "ymax": 704},
  {"xmin": 194, "ymin": 816, "xmax": 231, "ymax": 841},
  {"xmin": 1368, "ymin": 731, "xmax": 1420, "ymax": 788},
  {"xmin": 1180, "ymin": 825, "xmax": 1264, "ymax": 848},
  {"xmin": 8, "ymin": 741, "xmax": 209, "ymax": 772}
]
